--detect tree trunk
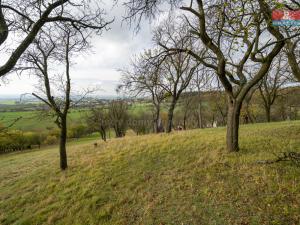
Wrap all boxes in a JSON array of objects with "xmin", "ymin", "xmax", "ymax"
[
  {"xmin": 244, "ymin": 86, "xmax": 257, "ymax": 124},
  {"xmin": 195, "ymin": 112, "xmax": 201, "ymax": 128},
  {"xmin": 183, "ymin": 113, "xmax": 187, "ymax": 130},
  {"xmin": 166, "ymin": 99, "xmax": 177, "ymax": 133},
  {"xmin": 245, "ymin": 104, "xmax": 254, "ymax": 124},
  {"xmin": 59, "ymin": 116, "xmax": 68, "ymax": 170},
  {"xmin": 226, "ymin": 98, "xmax": 242, "ymax": 152},
  {"xmin": 114, "ymin": 124, "xmax": 123, "ymax": 138},
  {"xmin": 265, "ymin": 105, "xmax": 271, "ymax": 122},
  {"xmin": 115, "ymin": 129, "xmax": 121, "ymax": 138},
  {"xmin": 154, "ymin": 105, "xmax": 163, "ymax": 133},
  {"xmin": 100, "ymin": 127, "xmax": 106, "ymax": 142},
  {"xmin": 198, "ymin": 100, "xmax": 204, "ymax": 129}
]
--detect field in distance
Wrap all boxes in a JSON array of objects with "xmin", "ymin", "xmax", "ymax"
[
  {"xmin": 0, "ymin": 101, "xmax": 154, "ymax": 132},
  {"xmin": 0, "ymin": 110, "xmax": 89, "ymax": 131}
]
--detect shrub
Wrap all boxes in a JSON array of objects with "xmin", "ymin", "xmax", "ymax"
[
  {"xmin": 68, "ymin": 124, "xmax": 88, "ymax": 139},
  {"xmin": 43, "ymin": 135, "xmax": 58, "ymax": 145}
]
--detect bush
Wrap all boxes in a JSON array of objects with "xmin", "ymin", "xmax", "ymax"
[
  {"xmin": 43, "ymin": 135, "xmax": 58, "ymax": 145},
  {"xmin": 0, "ymin": 129, "xmax": 63, "ymax": 154},
  {"xmin": 48, "ymin": 128, "xmax": 60, "ymax": 138},
  {"xmin": 68, "ymin": 124, "xmax": 88, "ymax": 139},
  {"xmin": 24, "ymin": 132, "xmax": 43, "ymax": 146},
  {"xmin": 0, "ymin": 130, "xmax": 45, "ymax": 153}
]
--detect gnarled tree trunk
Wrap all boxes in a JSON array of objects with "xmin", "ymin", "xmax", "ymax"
[{"xmin": 226, "ymin": 97, "xmax": 242, "ymax": 152}]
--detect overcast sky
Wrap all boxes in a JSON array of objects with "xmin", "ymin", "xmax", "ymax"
[{"xmin": 0, "ymin": 1, "xmax": 154, "ymax": 98}]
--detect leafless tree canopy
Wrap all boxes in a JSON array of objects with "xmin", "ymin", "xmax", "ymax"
[
  {"xmin": 0, "ymin": 0, "xmax": 113, "ymax": 77},
  {"xmin": 258, "ymin": 53, "xmax": 293, "ymax": 122},
  {"xmin": 13, "ymin": 20, "xmax": 97, "ymax": 170},
  {"xmin": 119, "ymin": 50, "xmax": 167, "ymax": 133}
]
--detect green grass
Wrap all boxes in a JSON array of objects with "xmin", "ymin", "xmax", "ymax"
[
  {"xmin": 0, "ymin": 100, "xmax": 16, "ymax": 105},
  {"xmin": 0, "ymin": 110, "xmax": 88, "ymax": 131},
  {"xmin": 129, "ymin": 102, "xmax": 153, "ymax": 114},
  {"xmin": 0, "ymin": 102, "xmax": 165, "ymax": 132},
  {"xmin": 1, "ymin": 121, "xmax": 300, "ymax": 225}
]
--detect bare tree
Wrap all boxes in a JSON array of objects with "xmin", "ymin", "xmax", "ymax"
[
  {"xmin": 17, "ymin": 26, "xmax": 88, "ymax": 170},
  {"xmin": 153, "ymin": 21, "xmax": 200, "ymax": 133},
  {"xmin": 161, "ymin": 54, "xmax": 199, "ymax": 133},
  {"xmin": 119, "ymin": 50, "xmax": 166, "ymax": 133},
  {"xmin": 149, "ymin": 1, "xmax": 288, "ymax": 151},
  {"xmin": 190, "ymin": 66, "xmax": 214, "ymax": 128},
  {"xmin": 258, "ymin": 54, "xmax": 292, "ymax": 122},
  {"xmin": 0, "ymin": 0, "xmax": 112, "ymax": 77},
  {"xmin": 86, "ymin": 106, "xmax": 110, "ymax": 142},
  {"xmin": 108, "ymin": 100, "xmax": 129, "ymax": 138}
]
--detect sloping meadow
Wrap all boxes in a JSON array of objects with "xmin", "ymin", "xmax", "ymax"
[{"xmin": 1, "ymin": 121, "xmax": 300, "ymax": 225}]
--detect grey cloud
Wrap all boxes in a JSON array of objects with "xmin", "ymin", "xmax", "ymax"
[{"xmin": 0, "ymin": 0, "xmax": 154, "ymax": 97}]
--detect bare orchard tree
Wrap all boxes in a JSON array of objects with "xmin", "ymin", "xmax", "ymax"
[
  {"xmin": 0, "ymin": 0, "xmax": 112, "ymax": 77},
  {"xmin": 86, "ymin": 106, "xmax": 109, "ymax": 142},
  {"xmin": 258, "ymin": 54, "xmax": 292, "ymax": 122},
  {"xmin": 160, "ymin": 54, "xmax": 199, "ymax": 133},
  {"xmin": 190, "ymin": 65, "xmax": 214, "ymax": 129},
  {"xmin": 154, "ymin": 21, "xmax": 200, "ymax": 133},
  {"xmin": 108, "ymin": 100, "xmax": 129, "ymax": 138},
  {"xmin": 153, "ymin": 1, "xmax": 287, "ymax": 152},
  {"xmin": 17, "ymin": 26, "xmax": 87, "ymax": 170},
  {"xmin": 119, "ymin": 50, "xmax": 166, "ymax": 133}
]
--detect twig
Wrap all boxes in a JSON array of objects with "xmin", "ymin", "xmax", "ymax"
[{"xmin": 257, "ymin": 152, "xmax": 300, "ymax": 166}]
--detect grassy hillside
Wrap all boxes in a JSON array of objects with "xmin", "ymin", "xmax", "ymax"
[{"xmin": 1, "ymin": 121, "xmax": 300, "ymax": 225}]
